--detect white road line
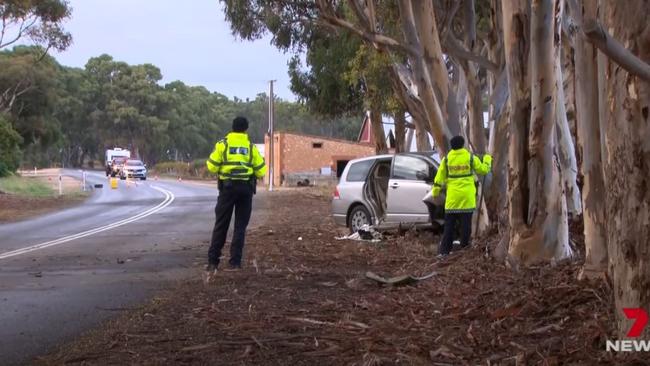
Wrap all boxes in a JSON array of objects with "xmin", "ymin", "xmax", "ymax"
[{"xmin": 0, "ymin": 186, "xmax": 175, "ymax": 260}]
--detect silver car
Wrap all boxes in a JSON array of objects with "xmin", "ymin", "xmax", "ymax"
[
  {"xmin": 122, "ymin": 159, "xmax": 147, "ymax": 180},
  {"xmin": 332, "ymin": 152, "xmax": 444, "ymax": 233}
]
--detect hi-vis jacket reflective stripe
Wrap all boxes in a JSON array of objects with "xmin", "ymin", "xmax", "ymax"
[
  {"xmin": 432, "ymin": 148, "xmax": 492, "ymax": 212},
  {"xmin": 206, "ymin": 132, "xmax": 267, "ymax": 181}
]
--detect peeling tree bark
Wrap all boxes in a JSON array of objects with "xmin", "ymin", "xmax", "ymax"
[
  {"xmin": 411, "ymin": 0, "xmax": 462, "ymax": 137},
  {"xmin": 598, "ymin": 0, "xmax": 650, "ymax": 339},
  {"xmin": 503, "ymin": 0, "xmax": 572, "ymax": 266},
  {"xmin": 555, "ymin": 52, "xmax": 582, "ymax": 216},
  {"xmin": 369, "ymin": 108, "xmax": 388, "ymax": 154},
  {"xmin": 397, "ymin": 0, "xmax": 451, "ymax": 153},
  {"xmin": 394, "ymin": 111, "xmax": 407, "ymax": 153},
  {"xmin": 466, "ymin": 62, "xmax": 488, "ymax": 154},
  {"xmin": 567, "ymin": 0, "xmax": 608, "ymax": 280}
]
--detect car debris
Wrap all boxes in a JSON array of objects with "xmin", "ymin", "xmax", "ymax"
[{"xmin": 335, "ymin": 224, "xmax": 382, "ymax": 242}]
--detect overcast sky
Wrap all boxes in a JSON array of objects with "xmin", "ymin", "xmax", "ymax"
[{"xmin": 52, "ymin": 0, "xmax": 296, "ymax": 100}]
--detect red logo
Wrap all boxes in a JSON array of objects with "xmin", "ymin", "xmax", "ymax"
[{"xmin": 624, "ymin": 308, "xmax": 649, "ymax": 337}]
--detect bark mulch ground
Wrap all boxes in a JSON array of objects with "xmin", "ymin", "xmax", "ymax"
[{"xmin": 33, "ymin": 191, "xmax": 643, "ymax": 365}]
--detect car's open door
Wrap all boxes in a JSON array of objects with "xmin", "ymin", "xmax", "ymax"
[{"xmin": 384, "ymin": 155, "xmax": 436, "ymax": 224}]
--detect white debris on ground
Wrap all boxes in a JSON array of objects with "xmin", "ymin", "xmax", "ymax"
[{"xmin": 335, "ymin": 225, "xmax": 383, "ymax": 242}]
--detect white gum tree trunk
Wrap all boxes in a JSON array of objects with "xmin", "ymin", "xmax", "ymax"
[
  {"xmin": 597, "ymin": 0, "xmax": 650, "ymax": 339},
  {"xmin": 555, "ymin": 53, "xmax": 582, "ymax": 217},
  {"xmin": 503, "ymin": 0, "xmax": 572, "ymax": 266},
  {"xmin": 567, "ymin": 0, "xmax": 608, "ymax": 279},
  {"xmin": 397, "ymin": 0, "xmax": 451, "ymax": 153}
]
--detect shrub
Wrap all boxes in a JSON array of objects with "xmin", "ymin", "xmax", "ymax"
[
  {"xmin": 152, "ymin": 159, "xmax": 211, "ymax": 179},
  {"xmin": 0, "ymin": 117, "xmax": 23, "ymax": 177}
]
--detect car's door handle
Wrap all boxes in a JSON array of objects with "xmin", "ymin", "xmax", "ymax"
[{"xmin": 390, "ymin": 183, "xmax": 400, "ymax": 189}]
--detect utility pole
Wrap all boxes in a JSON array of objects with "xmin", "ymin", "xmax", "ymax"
[{"xmin": 268, "ymin": 80, "xmax": 276, "ymax": 192}]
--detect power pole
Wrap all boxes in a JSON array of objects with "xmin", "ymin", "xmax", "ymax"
[{"xmin": 268, "ymin": 80, "xmax": 276, "ymax": 192}]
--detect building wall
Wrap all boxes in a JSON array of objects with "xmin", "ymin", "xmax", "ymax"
[{"xmin": 265, "ymin": 132, "xmax": 375, "ymax": 186}]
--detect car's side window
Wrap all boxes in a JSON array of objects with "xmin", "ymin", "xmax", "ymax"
[
  {"xmin": 392, "ymin": 155, "xmax": 430, "ymax": 181},
  {"xmin": 346, "ymin": 160, "xmax": 374, "ymax": 182}
]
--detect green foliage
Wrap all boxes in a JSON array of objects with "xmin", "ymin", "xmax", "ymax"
[
  {"xmin": 221, "ymin": 0, "xmax": 317, "ymax": 51},
  {"xmin": 0, "ymin": 0, "xmax": 72, "ymax": 51},
  {"xmin": 0, "ymin": 45, "xmax": 364, "ymax": 170},
  {"xmin": 223, "ymin": 1, "xmax": 399, "ymax": 128},
  {"xmin": 0, "ymin": 175, "xmax": 54, "ymax": 197},
  {"xmin": 288, "ymin": 30, "xmax": 365, "ymax": 117},
  {"xmin": 0, "ymin": 115, "xmax": 22, "ymax": 176}
]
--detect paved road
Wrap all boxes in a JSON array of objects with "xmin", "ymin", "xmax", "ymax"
[{"xmin": 0, "ymin": 171, "xmax": 258, "ymax": 365}]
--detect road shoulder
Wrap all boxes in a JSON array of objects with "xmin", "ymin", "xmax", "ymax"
[{"xmin": 0, "ymin": 170, "xmax": 90, "ymax": 223}]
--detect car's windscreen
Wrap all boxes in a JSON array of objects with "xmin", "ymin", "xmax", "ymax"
[
  {"xmin": 126, "ymin": 160, "xmax": 142, "ymax": 166},
  {"xmin": 345, "ymin": 160, "xmax": 374, "ymax": 181}
]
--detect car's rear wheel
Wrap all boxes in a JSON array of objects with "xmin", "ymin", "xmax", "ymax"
[
  {"xmin": 140, "ymin": 177, "xmax": 146, "ymax": 180},
  {"xmin": 348, "ymin": 205, "xmax": 371, "ymax": 234}
]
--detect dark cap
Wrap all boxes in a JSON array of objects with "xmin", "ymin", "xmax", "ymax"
[
  {"xmin": 232, "ymin": 116, "xmax": 249, "ymax": 132},
  {"xmin": 450, "ymin": 135, "xmax": 465, "ymax": 150}
]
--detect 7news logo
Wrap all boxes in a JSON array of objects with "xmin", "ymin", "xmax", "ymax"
[{"xmin": 606, "ymin": 308, "xmax": 650, "ymax": 352}]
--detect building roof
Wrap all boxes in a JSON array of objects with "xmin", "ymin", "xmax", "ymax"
[{"xmin": 274, "ymin": 131, "xmax": 372, "ymax": 146}]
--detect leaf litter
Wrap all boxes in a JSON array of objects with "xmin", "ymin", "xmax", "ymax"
[{"xmin": 33, "ymin": 191, "xmax": 644, "ymax": 365}]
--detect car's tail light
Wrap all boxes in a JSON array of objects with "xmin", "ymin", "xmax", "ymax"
[{"xmin": 333, "ymin": 186, "xmax": 340, "ymax": 199}]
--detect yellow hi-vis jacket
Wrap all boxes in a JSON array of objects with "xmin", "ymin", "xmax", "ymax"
[
  {"xmin": 206, "ymin": 132, "xmax": 266, "ymax": 181},
  {"xmin": 432, "ymin": 148, "xmax": 492, "ymax": 213}
]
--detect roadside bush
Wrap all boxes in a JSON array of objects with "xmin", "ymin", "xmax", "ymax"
[
  {"xmin": 152, "ymin": 159, "xmax": 211, "ymax": 179},
  {"xmin": 0, "ymin": 117, "xmax": 23, "ymax": 177}
]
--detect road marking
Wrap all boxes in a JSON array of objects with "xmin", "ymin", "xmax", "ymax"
[{"xmin": 0, "ymin": 186, "xmax": 175, "ymax": 260}]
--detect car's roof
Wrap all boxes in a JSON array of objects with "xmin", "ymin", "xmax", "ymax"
[{"xmin": 349, "ymin": 150, "xmax": 441, "ymax": 164}]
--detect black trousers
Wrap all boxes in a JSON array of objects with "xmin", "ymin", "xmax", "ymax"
[
  {"xmin": 439, "ymin": 212, "xmax": 473, "ymax": 255},
  {"xmin": 208, "ymin": 180, "xmax": 253, "ymax": 267}
]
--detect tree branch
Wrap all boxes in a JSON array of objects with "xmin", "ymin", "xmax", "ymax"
[
  {"xmin": 318, "ymin": 11, "xmax": 417, "ymax": 56},
  {"xmin": 583, "ymin": 18, "xmax": 650, "ymax": 82},
  {"xmin": 0, "ymin": 15, "xmax": 39, "ymax": 49},
  {"xmin": 443, "ymin": 33, "xmax": 499, "ymax": 72},
  {"xmin": 346, "ymin": 0, "xmax": 371, "ymax": 31},
  {"xmin": 440, "ymin": 0, "xmax": 461, "ymax": 41}
]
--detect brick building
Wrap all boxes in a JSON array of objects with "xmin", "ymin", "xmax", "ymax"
[{"xmin": 264, "ymin": 132, "xmax": 375, "ymax": 186}]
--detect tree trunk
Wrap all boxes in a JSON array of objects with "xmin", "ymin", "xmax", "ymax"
[
  {"xmin": 397, "ymin": 0, "xmax": 451, "ymax": 153},
  {"xmin": 599, "ymin": 0, "xmax": 650, "ymax": 339},
  {"xmin": 370, "ymin": 108, "xmax": 388, "ymax": 154},
  {"xmin": 503, "ymin": 0, "xmax": 572, "ymax": 266},
  {"xmin": 466, "ymin": 63, "xmax": 488, "ymax": 154},
  {"xmin": 415, "ymin": 128, "xmax": 431, "ymax": 152},
  {"xmin": 485, "ymin": 105, "xmax": 509, "ymax": 225},
  {"xmin": 394, "ymin": 111, "xmax": 407, "ymax": 153},
  {"xmin": 462, "ymin": 0, "xmax": 488, "ymax": 155},
  {"xmin": 555, "ymin": 53, "xmax": 582, "ymax": 216},
  {"xmin": 568, "ymin": 0, "xmax": 608, "ymax": 279},
  {"xmin": 411, "ymin": 0, "xmax": 462, "ymax": 137}
]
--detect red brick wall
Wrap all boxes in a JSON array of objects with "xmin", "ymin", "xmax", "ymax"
[{"xmin": 265, "ymin": 132, "xmax": 375, "ymax": 186}]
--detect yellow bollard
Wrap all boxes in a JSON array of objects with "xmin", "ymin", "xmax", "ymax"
[{"xmin": 110, "ymin": 177, "xmax": 118, "ymax": 189}]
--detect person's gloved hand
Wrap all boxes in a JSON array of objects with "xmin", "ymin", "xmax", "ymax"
[
  {"xmin": 432, "ymin": 185, "xmax": 442, "ymax": 197},
  {"xmin": 482, "ymin": 154, "xmax": 493, "ymax": 165}
]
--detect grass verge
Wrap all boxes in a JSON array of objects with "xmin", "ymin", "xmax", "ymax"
[
  {"xmin": 0, "ymin": 173, "xmax": 90, "ymax": 223},
  {"xmin": 0, "ymin": 175, "xmax": 55, "ymax": 197}
]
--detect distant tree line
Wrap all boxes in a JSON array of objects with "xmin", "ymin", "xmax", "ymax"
[{"xmin": 0, "ymin": 47, "xmax": 362, "ymax": 174}]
